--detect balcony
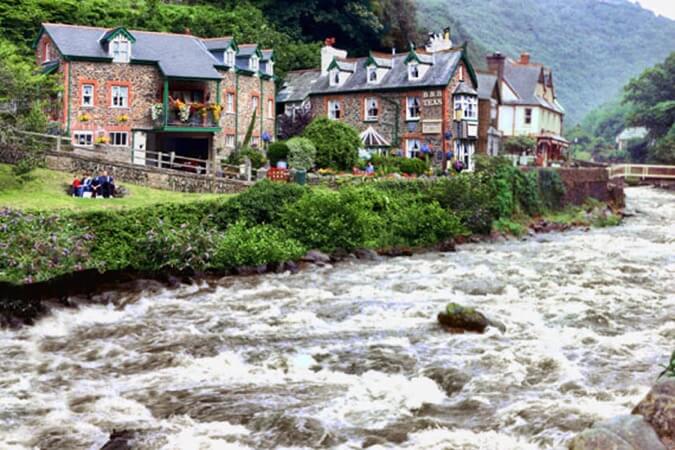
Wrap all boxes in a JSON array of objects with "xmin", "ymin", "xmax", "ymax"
[{"xmin": 152, "ymin": 80, "xmax": 222, "ymax": 132}]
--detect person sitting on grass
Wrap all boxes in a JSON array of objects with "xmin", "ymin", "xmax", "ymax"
[
  {"xmin": 98, "ymin": 171, "xmax": 115, "ymax": 198},
  {"xmin": 81, "ymin": 173, "xmax": 94, "ymax": 197},
  {"xmin": 71, "ymin": 174, "xmax": 82, "ymax": 197},
  {"xmin": 365, "ymin": 161, "xmax": 375, "ymax": 175},
  {"xmin": 91, "ymin": 174, "xmax": 101, "ymax": 198}
]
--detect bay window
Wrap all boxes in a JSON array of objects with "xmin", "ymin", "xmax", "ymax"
[{"xmin": 453, "ymin": 94, "xmax": 477, "ymax": 120}]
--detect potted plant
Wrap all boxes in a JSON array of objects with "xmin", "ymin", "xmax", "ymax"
[
  {"xmin": 95, "ymin": 135, "xmax": 109, "ymax": 147},
  {"xmin": 78, "ymin": 112, "xmax": 91, "ymax": 122},
  {"xmin": 151, "ymin": 103, "xmax": 163, "ymax": 126}
]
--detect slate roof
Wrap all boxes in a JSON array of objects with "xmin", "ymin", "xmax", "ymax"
[
  {"xmin": 309, "ymin": 49, "xmax": 464, "ymax": 96},
  {"xmin": 476, "ymin": 72, "xmax": 498, "ymax": 100},
  {"xmin": 453, "ymin": 80, "xmax": 477, "ymax": 96},
  {"xmin": 276, "ymin": 69, "xmax": 321, "ymax": 103},
  {"xmin": 261, "ymin": 49, "xmax": 273, "ymax": 61},
  {"xmin": 202, "ymin": 37, "xmax": 234, "ymax": 50},
  {"xmin": 370, "ymin": 55, "xmax": 393, "ymax": 68},
  {"xmin": 502, "ymin": 59, "xmax": 564, "ymax": 113}
]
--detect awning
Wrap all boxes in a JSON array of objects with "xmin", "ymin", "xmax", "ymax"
[
  {"xmin": 40, "ymin": 61, "xmax": 59, "ymax": 75},
  {"xmin": 537, "ymin": 133, "xmax": 569, "ymax": 146},
  {"xmin": 360, "ymin": 126, "xmax": 390, "ymax": 147}
]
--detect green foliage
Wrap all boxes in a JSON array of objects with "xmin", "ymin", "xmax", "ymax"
[
  {"xmin": 303, "ymin": 117, "xmax": 360, "ymax": 170},
  {"xmin": 212, "ymin": 221, "xmax": 306, "ymax": 269},
  {"xmin": 658, "ymin": 350, "xmax": 675, "ymax": 379},
  {"xmin": 538, "ymin": 169, "xmax": 566, "ymax": 210},
  {"xmin": 217, "ymin": 180, "xmax": 306, "ymax": 226},
  {"xmin": 241, "ymin": 109, "xmax": 257, "ymax": 150},
  {"xmin": 503, "ymin": 135, "xmax": 536, "ymax": 154},
  {"xmin": 493, "ymin": 218, "xmax": 526, "ymax": 236},
  {"xmin": 17, "ymin": 100, "xmax": 49, "ymax": 133},
  {"xmin": 286, "ymin": 137, "xmax": 317, "ymax": 170},
  {"xmin": 267, "ymin": 141, "xmax": 289, "ymax": 166},
  {"xmin": 135, "ymin": 223, "xmax": 216, "ymax": 272},
  {"xmin": 239, "ymin": 148, "xmax": 267, "ymax": 169},
  {"xmin": 381, "ymin": 200, "xmax": 465, "ymax": 247},
  {"xmin": 396, "ymin": 157, "xmax": 428, "ymax": 175},
  {"xmin": 418, "ymin": 0, "xmax": 675, "ymax": 125}
]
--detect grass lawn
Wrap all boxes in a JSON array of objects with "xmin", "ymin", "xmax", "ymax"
[{"xmin": 0, "ymin": 164, "xmax": 226, "ymax": 212}]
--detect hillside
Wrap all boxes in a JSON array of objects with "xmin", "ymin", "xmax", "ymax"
[{"xmin": 417, "ymin": 0, "xmax": 675, "ymax": 125}]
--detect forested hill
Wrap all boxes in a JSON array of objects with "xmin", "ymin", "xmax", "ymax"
[{"xmin": 417, "ymin": 0, "xmax": 675, "ymax": 126}]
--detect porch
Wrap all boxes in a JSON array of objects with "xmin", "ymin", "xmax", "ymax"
[{"xmin": 536, "ymin": 134, "xmax": 569, "ymax": 167}]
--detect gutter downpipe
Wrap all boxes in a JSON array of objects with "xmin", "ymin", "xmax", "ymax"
[{"xmin": 235, "ymin": 72, "xmax": 239, "ymax": 149}]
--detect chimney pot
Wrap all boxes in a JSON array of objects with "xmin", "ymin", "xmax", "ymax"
[{"xmin": 520, "ymin": 52, "xmax": 530, "ymax": 64}]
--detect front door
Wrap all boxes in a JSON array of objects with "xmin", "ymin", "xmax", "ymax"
[{"xmin": 132, "ymin": 131, "xmax": 147, "ymax": 165}]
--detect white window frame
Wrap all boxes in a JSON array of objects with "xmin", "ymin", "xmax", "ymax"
[
  {"xmin": 364, "ymin": 97, "xmax": 379, "ymax": 121},
  {"xmin": 406, "ymin": 96, "xmax": 420, "ymax": 121},
  {"xmin": 367, "ymin": 66, "xmax": 378, "ymax": 84},
  {"xmin": 267, "ymin": 61, "xmax": 274, "ymax": 76},
  {"xmin": 81, "ymin": 84, "xmax": 94, "ymax": 107},
  {"xmin": 406, "ymin": 139, "xmax": 421, "ymax": 158},
  {"xmin": 328, "ymin": 100, "xmax": 341, "ymax": 120},
  {"xmin": 408, "ymin": 62, "xmax": 420, "ymax": 81},
  {"xmin": 267, "ymin": 99, "xmax": 274, "ymax": 118},
  {"xmin": 73, "ymin": 131, "xmax": 93, "ymax": 147},
  {"xmin": 525, "ymin": 108, "xmax": 533, "ymax": 125},
  {"xmin": 226, "ymin": 134, "xmax": 235, "ymax": 148},
  {"xmin": 453, "ymin": 95, "xmax": 477, "ymax": 120},
  {"xmin": 226, "ymin": 93, "xmax": 234, "ymax": 113},
  {"xmin": 225, "ymin": 49, "xmax": 236, "ymax": 67},
  {"xmin": 110, "ymin": 35, "xmax": 131, "ymax": 63},
  {"xmin": 249, "ymin": 55, "xmax": 259, "ymax": 72},
  {"xmin": 251, "ymin": 95, "xmax": 259, "ymax": 112},
  {"xmin": 109, "ymin": 131, "xmax": 129, "ymax": 147},
  {"xmin": 111, "ymin": 85, "xmax": 129, "ymax": 108},
  {"xmin": 43, "ymin": 42, "xmax": 52, "ymax": 63}
]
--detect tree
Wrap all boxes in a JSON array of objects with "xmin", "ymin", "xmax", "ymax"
[
  {"xmin": 623, "ymin": 52, "xmax": 675, "ymax": 163},
  {"xmin": 503, "ymin": 135, "xmax": 536, "ymax": 154},
  {"xmin": 302, "ymin": 117, "xmax": 360, "ymax": 170},
  {"xmin": 277, "ymin": 108, "xmax": 313, "ymax": 140}
]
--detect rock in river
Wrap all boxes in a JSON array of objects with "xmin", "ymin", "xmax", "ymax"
[
  {"xmin": 568, "ymin": 415, "xmax": 666, "ymax": 450},
  {"xmin": 632, "ymin": 378, "xmax": 675, "ymax": 448},
  {"xmin": 437, "ymin": 303, "xmax": 491, "ymax": 333}
]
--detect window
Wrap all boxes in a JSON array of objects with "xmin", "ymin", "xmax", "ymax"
[
  {"xmin": 73, "ymin": 131, "xmax": 93, "ymax": 147},
  {"xmin": 81, "ymin": 84, "xmax": 94, "ymax": 107},
  {"xmin": 226, "ymin": 134, "xmax": 235, "ymax": 148},
  {"xmin": 267, "ymin": 99, "xmax": 274, "ymax": 118},
  {"xmin": 251, "ymin": 136, "xmax": 260, "ymax": 147},
  {"xmin": 251, "ymin": 95, "xmax": 259, "ymax": 112},
  {"xmin": 111, "ymin": 35, "xmax": 130, "ymax": 63},
  {"xmin": 330, "ymin": 69, "xmax": 340, "ymax": 87},
  {"xmin": 367, "ymin": 66, "xmax": 378, "ymax": 83},
  {"xmin": 406, "ymin": 139, "xmax": 421, "ymax": 158},
  {"xmin": 525, "ymin": 108, "xmax": 532, "ymax": 125},
  {"xmin": 111, "ymin": 85, "xmax": 129, "ymax": 108},
  {"xmin": 328, "ymin": 100, "xmax": 341, "ymax": 120},
  {"xmin": 109, "ymin": 132, "xmax": 128, "ymax": 147},
  {"xmin": 453, "ymin": 95, "xmax": 477, "ymax": 120},
  {"xmin": 408, "ymin": 63, "xmax": 420, "ymax": 80},
  {"xmin": 406, "ymin": 96, "xmax": 420, "ymax": 120},
  {"xmin": 267, "ymin": 61, "xmax": 274, "ymax": 76},
  {"xmin": 249, "ymin": 55, "xmax": 259, "ymax": 72},
  {"xmin": 225, "ymin": 49, "xmax": 235, "ymax": 67},
  {"xmin": 43, "ymin": 42, "xmax": 52, "ymax": 63},
  {"xmin": 365, "ymin": 97, "xmax": 379, "ymax": 121},
  {"xmin": 226, "ymin": 93, "xmax": 234, "ymax": 113}
]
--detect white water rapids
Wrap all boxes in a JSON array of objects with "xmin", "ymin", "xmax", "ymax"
[{"xmin": 1, "ymin": 187, "xmax": 673, "ymax": 450}]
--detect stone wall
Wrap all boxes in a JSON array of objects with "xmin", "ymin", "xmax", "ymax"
[
  {"xmin": 42, "ymin": 151, "xmax": 250, "ymax": 194},
  {"xmin": 556, "ymin": 167, "xmax": 624, "ymax": 207}
]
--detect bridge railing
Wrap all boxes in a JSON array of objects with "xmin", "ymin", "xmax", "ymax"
[{"xmin": 608, "ymin": 164, "xmax": 675, "ymax": 180}]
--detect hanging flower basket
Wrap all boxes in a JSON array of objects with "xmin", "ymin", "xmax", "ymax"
[{"xmin": 78, "ymin": 113, "xmax": 91, "ymax": 122}]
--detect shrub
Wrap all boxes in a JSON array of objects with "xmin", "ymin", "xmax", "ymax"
[
  {"xmin": 212, "ymin": 221, "xmax": 306, "ymax": 269},
  {"xmin": 216, "ymin": 180, "xmax": 306, "ymax": 226},
  {"xmin": 493, "ymin": 218, "xmax": 526, "ymax": 236},
  {"xmin": 503, "ymin": 135, "xmax": 536, "ymax": 154},
  {"xmin": 281, "ymin": 187, "xmax": 377, "ymax": 251},
  {"xmin": 429, "ymin": 175, "xmax": 498, "ymax": 234},
  {"xmin": 538, "ymin": 169, "xmax": 566, "ymax": 210},
  {"xmin": 381, "ymin": 200, "xmax": 466, "ymax": 247},
  {"xmin": 303, "ymin": 117, "xmax": 360, "ymax": 170},
  {"xmin": 267, "ymin": 141, "xmax": 289, "ymax": 166},
  {"xmin": 286, "ymin": 137, "xmax": 316, "ymax": 170},
  {"xmin": 135, "ymin": 223, "xmax": 216, "ymax": 272},
  {"xmin": 239, "ymin": 147, "xmax": 267, "ymax": 169},
  {"xmin": 17, "ymin": 100, "xmax": 48, "ymax": 133},
  {"xmin": 396, "ymin": 157, "xmax": 427, "ymax": 175}
]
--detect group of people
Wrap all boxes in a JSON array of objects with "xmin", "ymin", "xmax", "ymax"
[{"xmin": 72, "ymin": 171, "xmax": 116, "ymax": 198}]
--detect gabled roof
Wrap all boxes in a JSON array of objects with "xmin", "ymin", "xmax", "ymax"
[
  {"xmin": 100, "ymin": 26, "xmax": 136, "ymax": 44},
  {"xmin": 328, "ymin": 58, "xmax": 356, "ymax": 72},
  {"xmin": 276, "ymin": 69, "xmax": 321, "ymax": 103},
  {"xmin": 37, "ymin": 23, "xmax": 225, "ymax": 80},
  {"xmin": 501, "ymin": 58, "xmax": 564, "ymax": 113},
  {"xmin": 365, "ymin": 53, "xmax": 393, "ymax": 69},
  {"xmin": 202, "ymin": 37, "xmax": 236, "ymax": 51},
  {"xmin": 453, "ymin": 80, "xmax": 477, "ymax": 96},
  {"xmin": 261, "ymin": 49, "xmax": 274, "ymax": 62},
  {"xmin": 476, "ymin": 72, "xmax": 498, "ymax": 100},
  {"xmin": 360, "ymin": 126, "xmax": 390, "ymax": 147},
  {"xmin": 404, "ymin": 49, "xmax": 434, "ymax": 65}
]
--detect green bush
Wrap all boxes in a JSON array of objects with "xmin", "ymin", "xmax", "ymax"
[
  {"xmin": 17, "ymin": 100, "xmax": 48, "ymax": 133},
  {"xmin": 267, "ymin": 141, "xmax": 290, "ymax": 166},
  {"xmin": 503, "ymin": 135, "xmax": 536, "ymax": 154},
  {"xmin": 381, "ymin": 200, "xmax": 466, "ymax": 247},
  {"xmin": 216, "ymin": 180, "xmax": 306, "ymax": 226},
  {"xmin": 212, "ymin": 221, "xmax": 306, "ymax": 269},
  {"xmin": 303, "ymin": 117, "xmax": 360, "ymax": 170},
  {"xmin": 286, "ymin": 137, "xmax": 317, "ymax": 170},
  {"xmin": 429, "ymin": 175, "xmax": 498, "ymax": 234},
  {"xmin": 396, "ymin": 157, "xmax": 428, "ymax": 175},
  {"xmin": 538, "ymin": 169, "xmax": 566, "ymax": 210},
  {"xmin": 239, "ymin": 147, "xmax": 267, "ymax": 169}
]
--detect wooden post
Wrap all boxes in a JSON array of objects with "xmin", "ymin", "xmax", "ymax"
[
  {"xmin": 56, "ymin": 135, "xmax": 61, "ymax": 153},
  {"xmin": 244, "ymin": 156, "xmax": 252, "ymax": 182}
]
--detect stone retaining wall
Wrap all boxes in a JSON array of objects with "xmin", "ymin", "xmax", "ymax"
[
  {"xmin": 40, "ymin": 151, "xmax": 251, "ymax": 194},
  {"xmin": 556, "ymin": 167, "xmax": 624, "ymax": 207}
]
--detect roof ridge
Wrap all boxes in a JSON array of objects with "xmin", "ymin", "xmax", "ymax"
[{"xmin": 202, "ymin": 36, "xmax": 234, "ymax": 41}]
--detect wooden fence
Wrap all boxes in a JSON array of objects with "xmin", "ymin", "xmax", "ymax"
[{"xmin": 608, "ymin": 164, "xmax": 675, "ymax": 180}]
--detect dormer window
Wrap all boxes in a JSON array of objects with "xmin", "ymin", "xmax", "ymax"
[
  {"xmin": 267, "ymin": 61, "xmax": 274, "ymax": 76},
  {"xmin": 111, "ymin": 35, "xmax": 130, "ymax": 63},
  {"xmin": 408, "ymin": 63, "xmax": 420, "ymax": 80},
  {"xmin": 330, "ymin": 69, "xmax": 340, "ymax": 87},
  {"xmin": 250, "ymin": 55, "xmax": 259, "ymax": 72},
  {"xmin": 225, "ymin": 49, "xmax": 235, "ymax": 67},
  {"xmin": 367, "ymin": 66, "xmax": 378, "ymax": 83}
]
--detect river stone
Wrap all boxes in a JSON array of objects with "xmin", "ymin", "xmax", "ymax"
[
  {"xmin": 301, "ymin": 250, "xmax": 331, "ymax": 265},
  {"xmin": 100, "ymin": 430, "xmax": 136, "ymax": 450},
  {"xmin": 568, "ymin": 415, "xmax": 666, "ymax": 450},
  {"xmin": 632, "ymin": 378, "xmax": 675, "ymax": 447},
  {"xmin": 423, "ymin": 367, "xmax": 470, "ymax": 395},
  {"xmin": 453, "ymin": 278, "xmax": 505, "ymax": 296},
  {"xmin": 354, "ymin": 248, "xmax": 381, "ymax": 261},
  {"xmin": 437, "ymin": 303, "xmax": 490, "ymax": 333}
]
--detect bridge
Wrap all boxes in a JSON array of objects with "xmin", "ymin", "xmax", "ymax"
[{"xmin": 608, "ymin": 164, "xmax": 675, "ymax": 184}]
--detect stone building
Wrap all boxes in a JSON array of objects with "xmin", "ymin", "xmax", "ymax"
[
  {"xmin": 34, "ymin": 23, "xmax": 275, "ymax": 166},
  {"xmin": 486, "ymin": 52, "xmax": 567, "ymax": 165},
  {"xmin": 476, "ymin": 72, "xmax": 502, "ymax": 156},
  {"xmin": 277, "ymin": 30, "xmax": 480, "ymax": 170}
]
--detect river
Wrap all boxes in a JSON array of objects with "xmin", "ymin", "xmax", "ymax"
[{"xmin": 1, "ymin": 187, "xmax": 673, "ymax": 450}]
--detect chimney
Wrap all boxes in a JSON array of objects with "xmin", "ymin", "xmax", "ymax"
[
  {"xmin": 519, "ymin": 52, "xmax": 530, "ymax": 65},
  {"xmin": 486, "ymin": 51, "xmax": 506, "ymax": 80},
  {"xmin": 391, "ymin": 47, "xmax": 396, "ymax": 67},
  {"xmin": 320, "ymin": 37, "xmax": 347, "ymax": 76}
]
